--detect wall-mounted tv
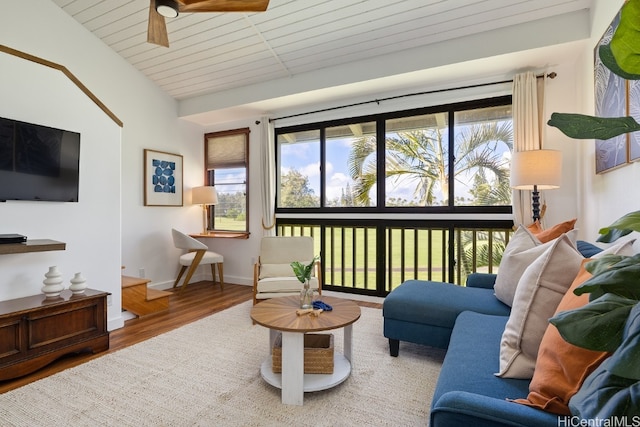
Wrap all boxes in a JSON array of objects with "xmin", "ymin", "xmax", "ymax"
[{"xmin": 0, "ymin": 117, "xmax": 80, "ymax": 202}]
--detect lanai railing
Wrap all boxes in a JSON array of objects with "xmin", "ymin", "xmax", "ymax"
[{"xmin": 277, "ymin": 219, "xmax": 513, "ymax": 297}]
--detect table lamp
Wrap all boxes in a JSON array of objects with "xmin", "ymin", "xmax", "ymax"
[
  {"xmin": 192, "ymin": 186, "xmax": 218, "ymax": 234},
  {"xmin": 510, "ymin": 149, "xmax": 562, "ymax": 222}
]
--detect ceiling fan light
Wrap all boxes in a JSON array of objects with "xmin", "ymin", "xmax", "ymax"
[{"xmin": 156, "ymin": 0, "xmax": 179, "ymax": 18}]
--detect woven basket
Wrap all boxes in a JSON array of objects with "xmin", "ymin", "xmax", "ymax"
[{"xmin": 272, "ymin": 333, "xmax": 334, "ymax": 374}]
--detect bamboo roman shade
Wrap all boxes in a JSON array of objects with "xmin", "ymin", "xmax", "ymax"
[{"xmin": 206, "ymin": 130, "xmax": 248, "ymax": 170}]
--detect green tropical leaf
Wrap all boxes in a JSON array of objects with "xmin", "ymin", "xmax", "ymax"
[
  {"xmin": 584, "ymin": 255, "xmax": 631, "ymax": 276},
  {"xmin": 608, "ymin": 302, "xmax": 640, "ymax": 380},
  {"xmin": 550, "ymin": 293, "xmax": 636, "ymax": 352},
  {"xmin": 547, "ymin": 113, "xmax": 640, "ymax": 140},
  {"xmin": 596, "ymin": 228, "xmax": 633, "ymax": 243},
  {"xmin": 290, "ymin": 256, "xmax": 319, "ymax": 283},
  {"xmin": 577, "ymin": 255, "xmax": 640, "ymax": 301},
  {"xmin": 599, "ymin": 45, "xmax": 640, "ymax": 80},
  {"xmin": 603, "ymin": 0, "xmax": 640, "ymax": 79},
  {"xmin": 598, "ymin": 211, "xmax": 640, "ymax": 238}
]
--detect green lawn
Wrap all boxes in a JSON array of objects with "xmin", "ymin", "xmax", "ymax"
[{"xmin": 280, "ymin": 225, "xmax": 449, "ymax": 291}]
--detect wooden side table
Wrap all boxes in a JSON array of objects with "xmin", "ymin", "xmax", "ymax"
[{"xmin": 250, "ymin": 295, "xmax": 361, "ymax": 405}]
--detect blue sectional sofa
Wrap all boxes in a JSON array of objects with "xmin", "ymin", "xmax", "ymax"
[{"xmin": 383, "ymin": 273, "xmax": 558, "ymax": 427}]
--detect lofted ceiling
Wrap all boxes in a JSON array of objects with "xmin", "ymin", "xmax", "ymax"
[{"xmin": 53, "ymin": 0, "xmax": 593, "ymax": 124}]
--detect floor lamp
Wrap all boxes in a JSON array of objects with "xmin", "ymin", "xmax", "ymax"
[
  {"xmin": 510, "ymin": 149, "xmax": 562, "ymax": 223},
  {"xmin": 192, "ymin": 186, "xmax": 218, "ymax": 234}
]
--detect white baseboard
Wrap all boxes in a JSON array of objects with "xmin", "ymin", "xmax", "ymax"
[{"xmin": 108, "ymin": 316, "xmax": 124, "ymax": 331}]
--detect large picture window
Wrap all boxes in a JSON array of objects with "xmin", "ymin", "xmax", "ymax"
[
  {"xmin": 205, "ymin": 128, "xmax": 249, "ymax": 233},
  {"xmin": 276, "ymin": 96, "xmax": 513, "ymax": 212}
]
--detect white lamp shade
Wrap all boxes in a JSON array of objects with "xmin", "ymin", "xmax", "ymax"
[
  {"xmin": 510, "ymin": 149, "xmax": 562, "ymax": 190},
  {"xmin": 192, "ymin": 186, "xmax": 218, "ymax": 205}
]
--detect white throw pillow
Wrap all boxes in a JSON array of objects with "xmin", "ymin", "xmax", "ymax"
[
  {"xmin": 593, "ymin": 238, "xmax": 637, "ymax": 258},
  {"xmin": 493, "ymin": 226, "xmax": 542, "ymax": 307},
  {"xmin": 259, "ymin": 263, "xmax": 296, "ymax": 279},
  {"xmin": 495, "ymin": 234, "xmax": 583, "ymax": 379},
  {"xmin": 494, "ymin": 227, "xmax": 578, "ymax": 307}
]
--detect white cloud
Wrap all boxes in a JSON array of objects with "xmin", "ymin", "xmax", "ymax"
[{"xmin": 326, "ymin": 172, "xmax": 350, "ymax": 200}]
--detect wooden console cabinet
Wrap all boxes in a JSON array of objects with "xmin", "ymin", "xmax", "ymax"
[{"xmin": 0, "ymin": 288, "xmax": 109, "ymax": 381}]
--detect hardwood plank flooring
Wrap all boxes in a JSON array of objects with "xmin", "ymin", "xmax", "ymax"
[{"xmin": 0, "ymin": 281, "xmax": 381, "ymax": 394}]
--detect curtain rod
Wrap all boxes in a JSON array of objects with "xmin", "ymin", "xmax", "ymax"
[{"xmin": 270, "ymin": 72, "xmax": 556, "ymax": 123}]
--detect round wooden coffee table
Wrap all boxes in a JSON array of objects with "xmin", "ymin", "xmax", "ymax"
[{"xmin": 250, "ymin": 295, "xmax": 361, "ymax": 405}]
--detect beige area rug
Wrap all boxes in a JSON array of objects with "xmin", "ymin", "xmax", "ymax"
[{"xmin": 0, "ymin": 301, "xmax": 444, "ymax": 427}]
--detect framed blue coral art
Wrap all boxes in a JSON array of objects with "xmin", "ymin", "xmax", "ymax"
[{"xmin": 143, "ymin": 149, "xmax": 183, "ymax": 206}]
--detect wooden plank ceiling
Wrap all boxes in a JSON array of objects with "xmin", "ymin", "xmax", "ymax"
[{"xmin": 53, "ymin": 0, "xmax": 591, "ymax": 102}]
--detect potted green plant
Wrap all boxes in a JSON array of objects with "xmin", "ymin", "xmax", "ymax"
[
  {"xmin": 544, "ymin": 0, "xmax": 640, "ymax": 418},
  {"xmin": 291, "ymin": 256, "xmax": 319, "ymax": 309}
]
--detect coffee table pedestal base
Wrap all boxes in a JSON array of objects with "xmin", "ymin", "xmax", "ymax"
[{"xmin": 260, "ymin": 353, "xmax": 351, "ymax": 404}]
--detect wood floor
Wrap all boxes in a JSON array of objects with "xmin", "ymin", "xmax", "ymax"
[{"xmin": 0, "ymin": 281, "xmax": 381, "ymax": 394}]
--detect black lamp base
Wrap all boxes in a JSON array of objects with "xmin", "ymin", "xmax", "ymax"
[{"xmin": 531, "ymin": 184, "xmax": 540, "ymax": 222}]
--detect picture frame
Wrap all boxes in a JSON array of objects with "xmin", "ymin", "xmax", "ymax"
[
  {"xmin": 628, "ymin": 79, "xmax": 640, "ymax": 162},
  {"xmin": 594, "ymin": 8, "xmax": 628, "ymax": 174},
  {"xmin": 143, "ymin": 149, "xmax": 183, "ymax": 206}
]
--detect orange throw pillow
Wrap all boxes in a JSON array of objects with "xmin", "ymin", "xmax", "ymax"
[
  {"xmin": 513, "ymin": 259, "xmax": 609, "ymax": 415},
  {"xmin": 527, "ymin": 218, "xmax": 577, "ymax": 243},
  {"xmin": 526, "ymin": 220, "xmax": 544, "ymax": 235}
]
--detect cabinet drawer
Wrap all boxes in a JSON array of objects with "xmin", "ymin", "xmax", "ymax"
[
  {"xmin": 0, "ymin": 319, "xmax": 20, "ymax": 358},
  {"xmin": 27, "ymin": 301, "xmax": 101, "ymax": 350}
]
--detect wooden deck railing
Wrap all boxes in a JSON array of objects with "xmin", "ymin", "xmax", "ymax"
[{"xmin": 277, "ymin": 220, "xmax": 513, "ymax": 296}]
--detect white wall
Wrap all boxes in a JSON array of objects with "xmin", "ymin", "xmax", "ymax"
[
  {"xmin": 1, "ymin": 0, "xmax": 205, "ymax": 329},
  {"xmin": 0, "ymin": 32, "xmax": 121, "ymax": 323}
]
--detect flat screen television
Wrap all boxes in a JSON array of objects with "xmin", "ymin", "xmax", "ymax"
[{"xmin": 0, "ymin": 116, "xmax": 80, "ymax": 202}]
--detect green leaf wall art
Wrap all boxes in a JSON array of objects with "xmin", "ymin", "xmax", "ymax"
[{"xmin": 548, "ymin": 0, "xmax": 640, "ymax": 172}]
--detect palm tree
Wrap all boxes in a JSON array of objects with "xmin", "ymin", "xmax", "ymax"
[{"xmin": 348, "ymin": 121, "xmax": 513, "ymax": 206}]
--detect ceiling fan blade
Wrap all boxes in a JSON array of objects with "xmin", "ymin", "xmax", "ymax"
[
  {"xmin": 178, "ymin": 0, "xmax": 270, "ymax": 13},
  {"xmin": 147, "ymin": 0, "xmax": 170, "ymax": 47}
]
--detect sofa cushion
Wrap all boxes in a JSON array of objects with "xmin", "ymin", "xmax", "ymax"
[
  {"xmin": 431, "ymin": 311, "xmax": 562, "ymax": 427},
  {"xmin": 496, "ymin": 234, "xmax": 583, "ymax": 379},
  {"xmin": 576, "ymin": 240, "xmax": 603, "ymax": 257},
  {"xmin": 513, "ymin": 260, "xmax": 609, "ymax": 415},
  {"xmin": 383, "ymin": 280, "xmax": 510, "ymax": 329},
  {"xmin": 383, "ymin": 279, "xmax": 511, "ymax": 350},
  {"xmin": 432, "ymin": 312, "xmax": 530, "ymax": 404}
]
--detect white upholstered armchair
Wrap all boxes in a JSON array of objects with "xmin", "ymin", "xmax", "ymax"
[{"xmin": 253, "ymin": 236, "xmax": 321, "ymax": 305}]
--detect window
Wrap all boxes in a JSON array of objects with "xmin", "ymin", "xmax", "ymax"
[
  {"xmin": 326, "ymin": 121, "xmax": 377, "ymax": 207},
  {"xmin": 276, "ymin": 96, "xmax": 513, "ymax": 212},
  {"xmin": 205, "ymin": 128, "xmax": 249, "ymax": 233},
  {"xmin": 277, "ymin": 129, "xmax": 320, "ymax": 208}
]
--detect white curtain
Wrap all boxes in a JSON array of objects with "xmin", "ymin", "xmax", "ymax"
[
  {"xmin": 511, "ymin": 71, "xmax": 546, "ymax": 226},
  {"xmin": 260, "ymin": 116, "xmax": 276, "ymax": 236}
]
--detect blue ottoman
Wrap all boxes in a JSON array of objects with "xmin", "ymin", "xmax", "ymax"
[{"xmin": 382, "ymin": 278, "xmax": 510, "ymax": 355}]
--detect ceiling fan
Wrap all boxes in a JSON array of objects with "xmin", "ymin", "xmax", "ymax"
[{"xmin": 148, "ymin": 0, "xmax": 271, "ymax": 47}]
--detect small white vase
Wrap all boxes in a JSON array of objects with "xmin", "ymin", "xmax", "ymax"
[
  {"xmin": 42, "ymin": 266, "xmax": 64, "ymax": 298},
  {"xmin": 69, "ymin": 272, "xmax": 87, "ymax": 295}
]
